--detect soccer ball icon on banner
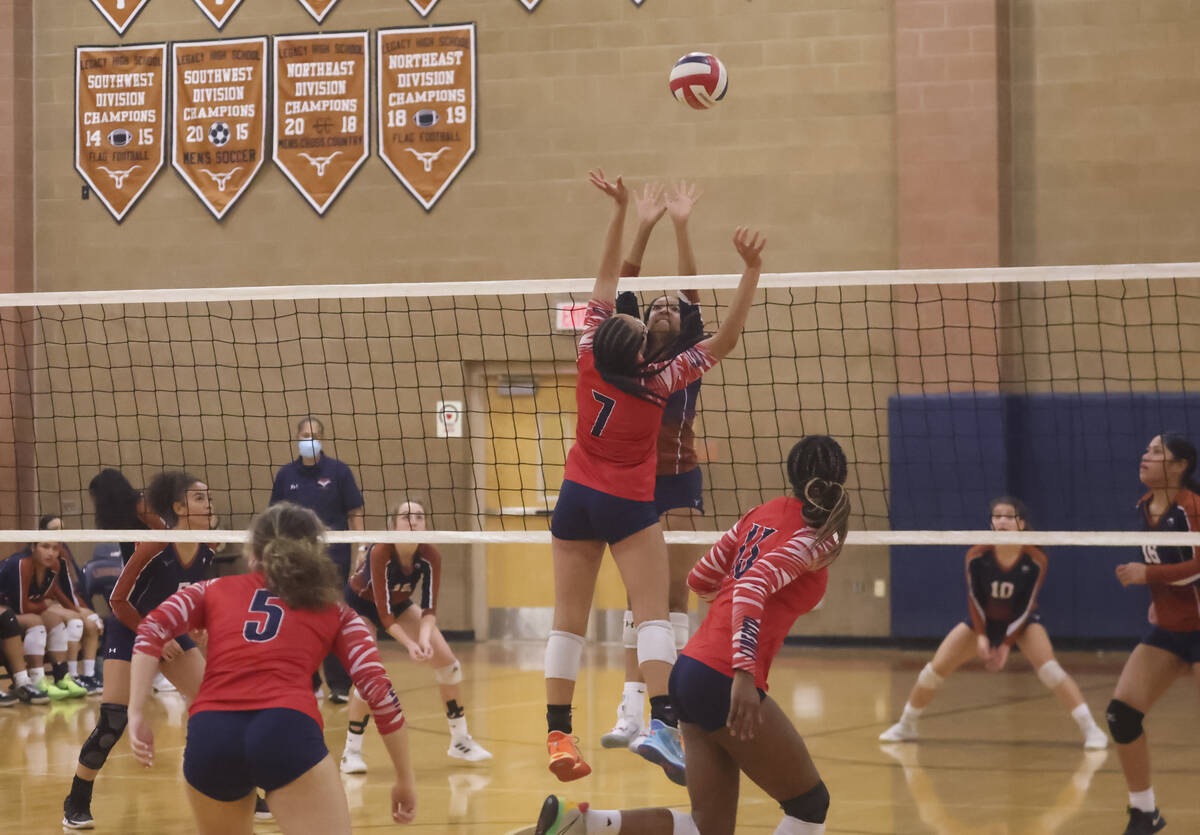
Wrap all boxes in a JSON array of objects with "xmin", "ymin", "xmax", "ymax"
[
  {"xmin": 669, "ymin": 52, "xmax": 729, "ymax": 110},
  {"xmin": 208, "ymin": 122, "xmax": 231, "ymax": 146}
]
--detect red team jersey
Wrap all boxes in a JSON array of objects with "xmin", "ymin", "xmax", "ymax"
[
  {"xmin": 683, "ymin": 496, "xmax": 838, "ymax": 691},
  {"xmin": 1139, "ymin": 488, "xmax": 1200, "ymax": 631},
  {"xmin": 134, "ymin": 572, "xmax": 404, "ymax": 734},
  {"xmin": 564, "ymin": 299, "xmax": 716, "ymax": 502}
]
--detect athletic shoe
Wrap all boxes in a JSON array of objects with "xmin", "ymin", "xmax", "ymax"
[
  {"xmin": 1122, "ymin": 807, "xmax": 1166, "ymax": 835},
  {"xmin": 57, "ymin": 675, "xmax": 88, "ymax": 699},
  {"xmin": 152, "ymin": 673, "xmax": 176, "ymax": 693},
  {"xmin": 75, "ymin": 675, "xmax": 104, "ymax": 696},
  {"xmin": 878, "ymin": 720, "xmax": 918, "ymax": 742},
  {"xmin": 62, "ymin": 799, "xmax": 94, "ymax": 830},
  {"xmin": 533, "ymin": 794, "xmax": 587, "ymax": 835},
  {"xmin": 340, "ymin": 750, "xmax": 367, "ymax": 774},
  {"xmin": 14, "ymin": 682, "xmax": 47, "ymax": 705},
  {"xmin": 546, "ymin": 731, "xmax": 591, "ymax": 782},
  {"xmin": 328, "ymin": 689, "xmax": 349, "ymax": 705},
  {"xmin": 448, "ymin": 735, "xmax": 493, "ymax": 763},
  {"xmin": 36, "ymin": 677, "xmax": 72, "ymax": 701},
  {"xmin": 600, "ymin": 707, "xmax": 642, "ymax": 749},
  {"xmin": 0, "ymin": 689, "xmax": 16, "ymax": 707},
  {"xmin": 1083, "ymin": 725, "xmax": 1109, "ymax": 750},
  {"xmin": 632, "ymin": 719, "xmax": 686, "ymax": 786},
  {"xmin": 254, "ymin": 795, "xmax": 273, "ymax": 821}
]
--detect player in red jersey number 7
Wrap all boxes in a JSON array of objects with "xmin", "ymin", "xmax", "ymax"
[
  {"xmin": 126, "ymin": 503, "xmax": 416, "ymax": 835},
  {"xmin": 533, "ymin": 435, "xmax": 850, "ymax": 835},
  {"xmin": 544, "ymin": 169, "xmax": 765, "ymax": 784}
]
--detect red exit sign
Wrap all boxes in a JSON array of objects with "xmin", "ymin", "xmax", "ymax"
[{"xmin": 554, "ymin": 301, "xmax": 588, "ymax": 332}]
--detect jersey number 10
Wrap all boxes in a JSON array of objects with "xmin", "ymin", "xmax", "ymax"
[{"xmin": 990, "ymin": 580, "xmax": 1014, "ymax": 599}]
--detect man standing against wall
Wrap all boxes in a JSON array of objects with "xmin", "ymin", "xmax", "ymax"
[{"xmin": 270, "ymin": 416, "xmax": 365, "ymax": 703}]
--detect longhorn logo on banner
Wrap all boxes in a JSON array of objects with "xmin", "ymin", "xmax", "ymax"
[
  {"xmin": 376, "ymin": 24, "xmax": 477, "ymax": 211},
  {"xmin": 193, "ymin": 0, "xmax": 248, "ymax": 30},
  {"xmin": 172, "ymin": 37, "xmax": 268, "ymax": 220},
  {"xmin": 75, "ymin": 43, "xmax": 167, "ymax": 222},
  {"xmin": 273, "ymin": 31, "xmax": 370, "ymax": 215},
  {"xmin": 296, "ymin": 0, "xmax": 341, "ymax": 23},
  {"xmin": 407, "ymin": 0, "xmax": 441, "ymax": 16},
  {"xmin": 87, "ymin": 0, "xmax": 152, "ymax": 35}
]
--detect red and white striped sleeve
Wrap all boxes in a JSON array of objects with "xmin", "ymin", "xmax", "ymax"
[
  {"xmin": 688, "ymin": 517, "xmax": 745, "ymax": 599},
  {"xmin": 644, "ymin": 343, "xmax": 717, "ymax": 399},
  {"xmin": 133, "ymin": 581, "xmax": 212, "ymax": 658},
  {"xmin": 333, "ymin": 605, "xmax": 406, "ymax": 734},
  {"xmin": 577, "ymin": 299, "xmax": 614, "ymax": 358},
  {"xmin": 729, "ymin": 530, "xmax": 822, "ymax": 673}
]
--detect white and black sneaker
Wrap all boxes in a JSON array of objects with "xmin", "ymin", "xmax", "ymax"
[
  {"xmin": 0, "ymin": 689, "xmax": 17, "ymax": 708},
  {"xmin": 1122, "ymin": 807, "xmax": 1166, "ymax": 835},
  {"xmin": 62, "ymin": 801, "xmax": 94, "ymax": 830},
  {"xmin": 15, "ymin": 682, "xmax": 48, "ymax": 705},
  {"xmin": 448, "ymin": 735, "xmax": 493, "ymax": 763}
]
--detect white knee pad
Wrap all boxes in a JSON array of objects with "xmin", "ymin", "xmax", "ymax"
[
  {"xmin": 86, "ymin": 612, "xmax": 104, "ymax": 631},
  {"xmin": 622, "ymin": 610, "xmax": 637, "ymax": 650},
  {"xmin": 65, "ymin": 618, "xmax": 85, "ymax": 644},
  {"xmin": 917, "ymin": 663, "xmax": 944, "ymax": 691},
  {"xmin": 545, "ymin": 630, "xmax": 585, "ymax": 681},
  {"xmin": 671, "ymin": 809, "xmax": 700, "ymax": 835},
  {"xmin": 670, "ymin": 611, "xmax": 690, "ymax": 650},
  {"xmin": 636, "ymin": 619, "xmax": 677, "ymax": 667},
  {"xmin": 47, "ymin": 622, "xmax": 69, "ymax": 653},
  {"xmin": 23, "ymin": 624, "xmax": 47, "ymax": 656},
  {"xmin": 1037, "ymin": 660, "xmax": 1067, "ymax": 689},
  {"xmin": 434, "ymin": 660, "xmax": 462, "ymax": 685}
]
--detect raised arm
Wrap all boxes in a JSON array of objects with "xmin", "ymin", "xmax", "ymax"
[
  {"xmin": 665, "ymin": 180, "xmax": 702, "ymax": 281},
  {"xmin": 698, "ymin": 227, "xmax": 765, "ymax": 361},
  {"xmin": 622, "ymin": 183, "xmax": 665, "ymax": 277},
  {"xmin": 587, "ymin": 169, "xmax": 629, "ymax": 304}
]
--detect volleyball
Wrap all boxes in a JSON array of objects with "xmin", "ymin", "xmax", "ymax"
[{"xmin": 669, "ymin": 52, "xmax": 729, "ymax": 110}]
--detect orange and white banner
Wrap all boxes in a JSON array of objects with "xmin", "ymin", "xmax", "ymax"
[
  {"xmin": 88, "ymin": 0, "xmax": 152, "ymax": 35},
  {"xmin": 171, "ymin": 37, "xmax": 268, "ymax": 220},
  {"xmin": 407, "ymin": 0, "xmax": 441, "ymax": 16},
  {"xmin": 194, "ymin": 0, "xmax": 247, "ymax": 30},
  {"xmin": 296, "ymin": 0, "xmax": 341, "ymax": 23},
  {"xmin": 75, "ymin": 44, "xmax": 166, "ymax": 223},
  {"xmin": 377, "ymin": 24, "xmax": 476, "ymax": 212},
  {"xmin": 273, "ymin": 32, "xmax": 369, "ymax": 215}
]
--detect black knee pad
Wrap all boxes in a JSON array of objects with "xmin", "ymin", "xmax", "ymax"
[
  {"xmin": 780, "ymin": 779, "xmax": 830, "ymax": 824},
  {"xmin": 0, "ymin": 608, "xmax": 19, "ymax": 640},
  {"xmin": 1105, "ymin": 699, "xmax": 1143, "ymax": 745},
  {"xmin": 79, "ymin": 703, "xmax": 128, "ymax": 770}
]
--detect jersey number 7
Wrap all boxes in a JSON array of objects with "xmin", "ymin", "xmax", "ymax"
[
  {"xmin": 591, "ymin": 390, "xmax": 616, "ymax": 437},
  {"xmin": 243, "ymin": 588, "xmax": 285, "ymax": 643}
]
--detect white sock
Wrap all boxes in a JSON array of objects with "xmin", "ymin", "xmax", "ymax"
[
  {"xmin": 345, "ymin": 729, "xmax": 364, "ymax": 755},
  {"xmin": 622, "ymin": 681, "xmax": 646, "ymax": 722},
  {"xmin": 14, "ymin": 670, "xmax": 30, "ymax": 687},
  {"xmin": 30, "ymin": 667, "xmax": 44, "ymax": 683},
  {"xmin": 83, "ymin": 659, "xmax": 96, "ymax": 677},
  {"xmin": 67, "ymin": 660, "xmax": 78, "ymax": 677},
  {"xmin": 670, "ymin": 810, "xmax": 699, "ymax": 835},
  {"xmin": 1071, "ymin": 702, "xmax": 1097, "ymax": 732},
  {"xmin": 1129, "ymin": 788, "xmax": 1155, "ymax": 813},
  {"xmin": 584, "ymin": 808, "xmax": 621, "ymax": 833},
  {"xmin": 773, "ymin": 814, "xmax": 824, "ymax": 834},
  {"xmin": 448, "ymin": 716, "xmax": 469, "ymax": 740},
  {"xmin": 900, "ymin": 702, "xmax": 923, "ymax": 725}
]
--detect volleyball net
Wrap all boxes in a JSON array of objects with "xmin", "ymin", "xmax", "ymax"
[{"xmin": 2, "ymin": 263, "xmax": 1200, "ymax": 549}]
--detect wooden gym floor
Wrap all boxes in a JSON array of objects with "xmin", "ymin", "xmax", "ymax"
[{"xmin": 1, "ymin": 641, "xmax": 1196, "ymax": 834}]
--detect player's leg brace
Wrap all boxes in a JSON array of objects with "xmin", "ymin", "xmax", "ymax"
[
  {"xmin": 65, "ymin": 618, "xmax": 85, "ymax": 645},
  {"xmin": 775, "ymin": 780, "xmax": 830, "ymax": 833},
  {"xmin": 47, "ymin": 622, "xmax": 69, "ymax": 654},
  {"xmin": 545, "ymin": 630, "xmax": 585, "ymax": 682},
  {"xmin": 23, "ymin": 623, "xmax": 47, "ymax": 657},
  {"xmin": 78, "ymin": 703, "xmax": 128, "ymax": 770},
  {"xmin": 1036, "ymin": 660, "xmax": 1067, "ymax": 690},
  {"xmin": 1106, "ymin": 699, "xmax": 1144, "ymax": 744}
]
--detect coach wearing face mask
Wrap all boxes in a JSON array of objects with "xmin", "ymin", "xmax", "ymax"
[{"xmin": 270, "ymin": 415, "xmax": 365, "ymax": 703}]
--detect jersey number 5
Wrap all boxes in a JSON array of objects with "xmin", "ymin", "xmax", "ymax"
[
  {"xmin": 243, "ymin": 588, "xmax": 285, "ymax": 643},
  {"xmin": 590, "ymin": 391, "xmax": 616, "ymax": 437},
  {"xmin": 733, "ymin": 524, "xmax": 779, "ymax": 578}
]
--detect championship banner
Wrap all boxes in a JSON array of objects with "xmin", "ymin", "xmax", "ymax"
[
  {"xmin": 193, "ymin": 0, "xmax": 247, "ymax": 30},
  {"xmin": 407, "ymin": 0, "xmax": 440, "ymax": 16},
  {"xmin": 75, "ymin": 43, "xmax": 166, "ymax": 223},
  {"xmin": 171, "ymin": 37, "xmax": 268, "ymax": 220},
  {"xmin": 296, "ymin": 0, "xmax": 340, "ymax": 23},
  {"xmin": 377, "ymin": 24, "xmax": 476, "ymax": 212},
  {"xmin": 273, "ymin": 32, "xmax": 369, "ymax": 215},
  {"xmin": 88, "ymin": 0, "xmax": 152, "ymax": 35}
]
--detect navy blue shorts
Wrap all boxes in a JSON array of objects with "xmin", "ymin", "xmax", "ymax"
[
  {"xmin": 654, "ymin": 468, "xmax": 704, "ymax": 515},
  {"xmin": 1141, "ymin": 626, "xmax": 1200, "ymax": 664},
  {"xmin": 669, "ymin": 653, "xmax": 765, "ymax": 733},
  {"xmin": 551, "ymin": 479, "xmax": 660, "ymax": 544},
  {"xmin": 961, "ymin": 612, "xmax": 1042, "ymax": 648},
  {"xmin": 102, "ymin": 615, "xmax": 195, "ymax": 662},
  {"xmin": 343, "ymin": 587, "xmax": 412, "ymax": 628},
  {"xmin": 184, "ymin": 708, "xmax": 328, "ymax": 800}
]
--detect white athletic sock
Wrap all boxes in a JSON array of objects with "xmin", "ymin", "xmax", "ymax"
[
  {"xmin": 448, "ymin": 716, "xmax": 469, "ymax": 741},
  {"xmin": 1070, "ymin": 702, "xmax": 1097, "ymax": 731},
  {"xmin": 773, "ymin": 814, "xmax": 824, "ymax": 834},
  {"xmin": 14, "ymin": 670, "xmax": 29, "ymax": 687},
  {"xmin": 584, "ymin": 808, "xmax": 621, "ymax": 833},
  {"xmin": 345, "ymin": 728, "xmax": 364, "ymax": 754},
  {"xmin": 622, "ymin": 681, "xmax": 646, "ymax": 721},
  {"xmin": 67, "ymin": 660, "xmax": 78, "ymax": 677},
  {"xmin": 1128, "ymin": 788, "xmax": 1155, "ymax": 813},
  {"xmin": 900, "ymin": 702, "xmax": 923, "ymax": 724},
  {"xmin": 83, "ymin": 659, "xmax": 96, "ymax": 677},
  {"xmin": 30, "ymin": 667, "xmax": 44, "ymax": 683}
]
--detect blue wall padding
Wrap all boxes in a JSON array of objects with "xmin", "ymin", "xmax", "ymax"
[{"xmin": 889, "ymin": 392, "xmax": 1200, "ymax": 639}]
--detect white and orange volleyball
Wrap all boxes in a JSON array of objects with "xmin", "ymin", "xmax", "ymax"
[{"xmin": 669, "ymin": 52, "xmax": 728, "ymax": 110}]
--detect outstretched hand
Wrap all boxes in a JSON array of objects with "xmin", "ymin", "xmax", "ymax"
[
  {"xmin": 129, "ymin": 712, "xmax": 155, "ymax": 768},
  {"xmin": 588, "ymin": 169, "xmax": 628, "ymax": 206},
  {"xmin": 666, "ymin": 181, "xmax": 703, "ymax": 225},
  {"xmin": 732, "ymin": 226, "xmax": 766, "ymax": 268},
  {"xmin": 634, "ymin": 183, "xmax": 666, "ymax": 227}
]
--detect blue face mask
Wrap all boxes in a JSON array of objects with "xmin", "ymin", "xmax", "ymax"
[{"xmin": 298, "ymin": 438, "xmax": 322, "ymax": 459}]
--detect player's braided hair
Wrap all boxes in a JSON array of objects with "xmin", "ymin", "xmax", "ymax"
[
  {"xmin": 786, "ymin": 435, "xmax": 851, "ymax": 568},
  {"xmin": 89, "ymin": 468, "xmax": 145, "ymax": 530},
  {"xmin": 249, "ymin": 502, "xmax": 341, "ymax": 611},
  {"xmin": 592, "ymin": 315, "xmax": 664, "ymax": 404},
  {"xmin": 1161, "ymin": 432, "xmax": 1200, "ymax": 493},
  {"xmin": 145, "ymin": 470, "xmax": 201, "ymax": 527}
]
